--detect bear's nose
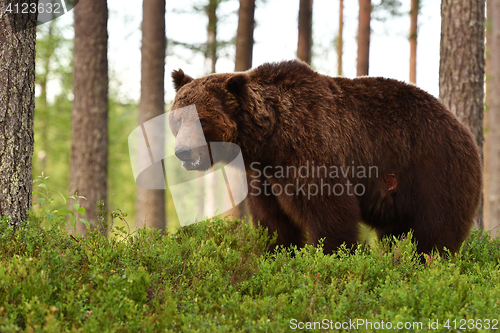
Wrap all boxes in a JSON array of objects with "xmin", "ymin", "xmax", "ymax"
[{"xmin": 175, "ymin": 147, "xmax": 193, "ymax": 161}]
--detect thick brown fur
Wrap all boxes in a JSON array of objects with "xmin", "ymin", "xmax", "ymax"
[{"xmin": 170, "ymin": 60, "xmax": 482, "ymax": 255}]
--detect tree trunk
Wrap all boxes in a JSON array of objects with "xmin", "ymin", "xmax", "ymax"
[
  {"xmin": 337, "ymin": 0, "xmax": 343, "ymax": 76},
  {"xmin": 203, "ymin": 0, "xmax": 219, "ymax": 218},
  {"xmin": 297, "ymin": 0, "xmax": 313, "ymax": 65},
  {"xmin": 206, "ymin": 0, "xmax": 218, "ymax": 74},
  {"xmin": 439, "ymin": 0, "xmax": 485, "ymax": 229},
  {"xmin": 0, "ymin": 0, "xmax": 38, "ymax": 229},
  {"xmin": 232, "ymin": 0, "xmax": 256, "ymax": 221},
  {"xmin": 409, "ymin": 0, "xmax": 418, "ymax": 84},
  {"xmin": 484, "ymin": 0, "xmax": 492, "ymax": 233},
  {"xmin": 136, "ymin": 0, "xmax": 167, "ymax": 231},
  {"xmin": 488, "ymin": 0, "xmax": 500, "ymax": 236},
  {"xmin": 235, "ymin": 0, "xmax": 255, "ymax": 72},
  {"xmin": 357, "ymin": 0, "xmax": 371, "ymax": 76},
  {"xmin": 69, "ymin": 0, "xmax": 109, "ymax": 234}
]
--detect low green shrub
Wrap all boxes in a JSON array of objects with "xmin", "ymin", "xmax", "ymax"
[{"xmin": 0, "ymin": 214, "xmax": 499, "ymax": 332}]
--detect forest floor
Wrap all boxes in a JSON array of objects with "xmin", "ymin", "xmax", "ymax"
[{"xmin": 0, "ymin": 213, "xmax": 499, "ymax": 332}]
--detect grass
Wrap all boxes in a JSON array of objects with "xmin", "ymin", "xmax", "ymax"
[{"xmin": 0, "ymin": 213, "xmax": 499, "ymax": 332}]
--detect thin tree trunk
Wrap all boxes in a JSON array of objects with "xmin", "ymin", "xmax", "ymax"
[
  {"xmin": 69, "ymin": 0, "xmax": 109, "ymax": 235},
  {"xmin": 232, "ymin": 0, "xmax": 256, "ymax": 220},
  {"xmin": 204, "ymin": 0, "xmax": 219, "ymax": 217},
  {"xmin": 297, "ymin": 0, "xmax": 313, "ymax": 65},
  {"xmin": 0, "ymin": 0, "xmax": 38, "ymax": 229},
  {"xmin": 439, "ymin": 0, "xmax": 485, "ymax": 229},
  {"xmin": 235, "ymin": 0, "xmax": 255, "ymax": 72},
  {"xmin": 136, "ymin": 0, "xmax": 167, "ymax": 231},
  {"xmin": 409, "ymin": 0, "xmax": 418, "ymax": 84},
  {"xmin": 357, "ymin": 0, "xmax": 371, "ymax": 76},
  {"xmin": 206, "ymin": 0, "xmax": 218, "ymax": 74},
  {"xmin": 337, "ymin": 0, "xmax": 343, "ymax": 76},
  {"xmin": 488, "ymin": 0, "xmax": 500, "ymax": 236},
  {"xmin": 484, "ymin": 0, "xmax": 492, "ymax": 233}
]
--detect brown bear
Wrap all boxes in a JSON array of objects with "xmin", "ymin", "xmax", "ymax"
[{"xmin": 169, "ymin": 60, "xmax": 482, "ymax": 255}]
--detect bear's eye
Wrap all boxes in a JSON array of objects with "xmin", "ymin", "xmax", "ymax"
[
  {"xmin": 176, "ymin": 119, "xmax": 182, "ymax": 128},
  {"xmin": 199, "ymin": 119, "xmax": 207, "ymax": 127}
]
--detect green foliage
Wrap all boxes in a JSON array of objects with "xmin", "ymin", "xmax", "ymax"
[
  {"xmin": 34, "ymin": 19, "xmax": 168, "ymax": 230},
  {"xmin": 66, "ymin": 194, "xmax": 89, "ymax": 230},
  {"xmin": 33, "ymin": 20, "xmax": 74, "ymax": 220},
  {"xmin": 372, "ymin": 0, "xmax": 403, "ymax": 22},
  {"xmin": 32, "ymin": 173, "xmax": 89, "ymax": 230},
  {"xmin": 167, "ymin": 0, "xmax": 235, "ymax": 67},
  {"xmin": 1, "ymin": 215, "xmax": 499, "ymax": 332},
  {"xmin": 34, "ymin": 13, "xmax": 182, "ymax": 232},
  {"xmin": 105, "ymin": 99, "xmax": 149, "ymax": 230}
]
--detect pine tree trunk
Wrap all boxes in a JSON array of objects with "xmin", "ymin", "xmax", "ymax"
[
  {"xmin": 337, "ymin": 0, "xmax": 343, "ymax": 76},
  {"xmin": 409, "ymin": 0, "xmax": 418, "ymax": 84},
  {"xmin": 136, "ymin": 0, "xmax": 167, "ymax": 231},
  {"xmin": 235, "ymin": 0, "xmax": 255, "ymax": 72},
  {"xmin": 204, "ymin": 0, "xmax": 219, "ymax": 217},
  {"xmin": 439, "ymin": 0, "xmax": 485, "ymax": 229},
  {"xmin": 0, "ymin": 0, "xmax": 38, "ymax": 229},
  {"xmin": 357, "ymin": 0, "xmax": 371, "ymax": 76},
  {"xmin": 69, "ymin": 0, "xmax": 109, "ymax": 234},
  {"xmin": 232, "ymin": 0, "xmax": 256, "ymax": 221},
  {"xmin": 488, "ymin": 0, "xmax": 500, "ymax": 236},
  {"xmin": 297, "ymin": 0, "xmax": 313, "ymax": 65},
  {"xmin": 484, "ymin": 0, "xmax": 492, "ymax": 233},
  {"xmin": 206, "ymin": 0, "xmax": 218, "ymax": 74}
]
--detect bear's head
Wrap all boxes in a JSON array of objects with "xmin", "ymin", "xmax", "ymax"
[{"xmin": 170, "ymin": 69, "xmax": 274, "ymax": 171}]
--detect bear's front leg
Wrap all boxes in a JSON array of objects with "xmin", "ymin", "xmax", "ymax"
[
  {"xmin": 246, "ymin": 176, "xmax": 306, "ymax": 252},
  {"xmin": 276, "ymin": 178, "xmax": 362, "ymax": 255}
]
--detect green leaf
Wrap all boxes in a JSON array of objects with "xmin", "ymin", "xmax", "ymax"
[
  {"xmin": 79, "ymin": 219, "xmax": 90, "ymax": 229},
  {"xmin": 34, "ymin": 185, "xmax": 45, "ymax": 191},
  {"xmin": 73, "ymin": 203, "xmax": 80, "ymax": 211},
  {"xmin": 77, "ymin": 207, "xmax": 86, "ymax": 216},
  {"xmin": 37, "ymin": 183, "xmax": 47, "ymax": 189},
  {"xmin": 115, "ymin": 226, "xmax": 127, "ymax": 235},
  {"xmin": 57, "ymin": 208, "xmax": 74, "ymax": 216},
  {"xmin": 49, "ymin": 189, "xmax": 67, "ymax": 202},
  {"xmin": 38, "ymin": 198, "xmax": 45, "ymax": 205},
  {"xmin": 32, "ymin": 191, "xmax": 46, "ymax": 197}
]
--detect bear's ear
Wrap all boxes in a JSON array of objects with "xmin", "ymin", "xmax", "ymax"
[
  {"xmin": 172, "ymin": 69, "xmax": 194, "ymax": 92},
  {"xmin": 226, "ymin": 74, "xmax": 248, "ymax": 97}
]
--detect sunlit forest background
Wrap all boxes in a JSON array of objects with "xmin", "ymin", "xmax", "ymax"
[
  {"xmin": 33, "ymin": 18, "xmax": 143, "ymax": 231},
  {"xmin": 30, "ymin": 0, "xmax": 498, "ymax": 237}
]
